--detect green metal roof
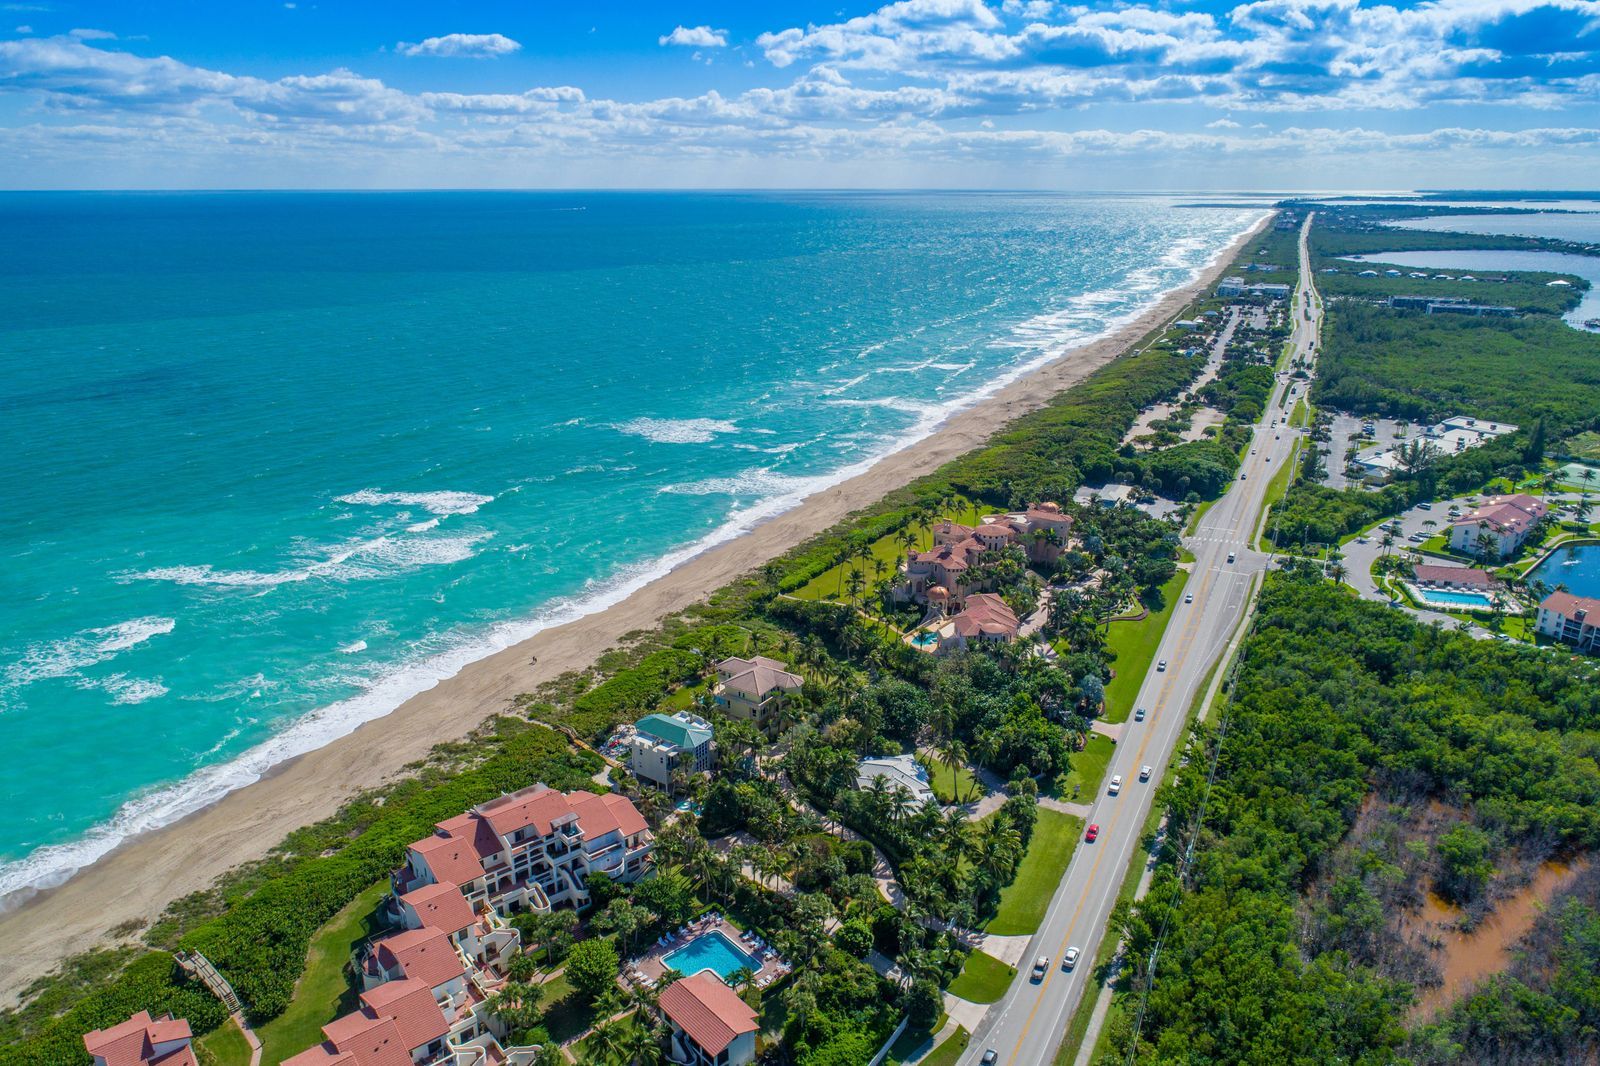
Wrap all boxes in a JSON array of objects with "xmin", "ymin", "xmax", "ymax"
[{"xmin": 635, "ymin": 713, "xmax": 713, "ymax": 750}]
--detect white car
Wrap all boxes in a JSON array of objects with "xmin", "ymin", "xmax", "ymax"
[
  {"xmin": 1031, "ymin": 956, "xmax": 1049, "ymax": 981},
  {"xmin": 1139, "ymin": 765, "xmax": 1152, "ymax": 781},
  {"xmin": 1135, "ymin": 706, "xmax": 1147, "ymax": 721},
  {"xmin": 1157, "ymin": 659, "xmax": 1167, "ymax": 672},
  {"xmin": 1108, "ymin": 774, "xmax": 1123, "ymax": 795},
  {"xmin": 1063, "ymin": 947, "xmax": 1081, "ymax": 971},
  {"xmin": 1184, "ymin": 592, "xmax": 1194, "ymax": 604}
]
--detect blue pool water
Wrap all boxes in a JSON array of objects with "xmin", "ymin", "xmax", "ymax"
[
  {"xmin": 0, "ymin": 190, "xmax": 1263, "ymax": 902},
  {"xmin": 912, "ymin": 630, "xmax": 941, "ymax": 648},
  {"xmin": 664, "ymin": 930, "xmax": 761, "ymax": 980},
  {"xmin": 1416, "ymin": 587, "xmax": 1495, "ymax": 609}
]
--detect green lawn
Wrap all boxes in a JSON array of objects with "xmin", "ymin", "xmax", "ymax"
[
  {"xmin": 792, "ymin": 500, "xmax": 989, "ymax": 604},
  {"xmin": 1102, "ymin": 569, "xmax": 1190, "ymax": 723},
  {"xmin": 258, "ymin": 879, "xmax": 390, "ymax": 1066},
  {"xmin": 946, "ymin": 951, "xmax": 1016, "ymax": 1004},
  {"xmin": 920, "ymin": 1027, "xmax": 971, "ymax": 1066},
  {"xmin": 922, "ymin": 757, "xmax": 981, "ymax": 805},
  {"xmin": 1255, "ymin": 438, "xmax": 1302, "ymax": 550},
  {"xmin": 1057, "ymin": 733, "xmax": 1115, "ymax": 801},
  {"xmin": 539, "ymin": 972, "xmax": 603, "ymax": 1045},
  {"xmin": 885, "ymin": 1013, "xmax": 948, "ymax": 1065},
  {"xmin": 986, "ymin": 807, "xmax": 1084, "ymax": 936},
  {"xmin": 196, "ymin": 1017, "xmax": 253, "ymax": 1066}
]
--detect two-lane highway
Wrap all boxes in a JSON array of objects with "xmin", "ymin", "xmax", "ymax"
[{"xmin": 960, "ymin": 213, "xmax": 1322, "ymax": 1065}]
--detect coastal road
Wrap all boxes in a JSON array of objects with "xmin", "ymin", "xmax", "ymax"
[{"xmin": 959, "ymin": 215, "xmax": 1322, "ymax": 1065}]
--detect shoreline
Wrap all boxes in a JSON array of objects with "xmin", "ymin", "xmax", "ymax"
[{"xmin": 0, "ymin": 211, "xmax": 1270, "ymax": 1004}]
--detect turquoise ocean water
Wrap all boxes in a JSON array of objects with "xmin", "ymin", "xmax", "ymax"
[{"xmin": 0, "ymin": 191, "xmax": 1264, "ymax": 902}]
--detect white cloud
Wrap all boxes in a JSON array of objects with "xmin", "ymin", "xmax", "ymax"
[
  {"xmin": 1206, "ymin": 117, "xmax": 1241, "ymax": 128},
  {"xmin": 15, "ymin": 24, "xmax": 30, "ymax": 33},
  {"xmin": 396, "ymin": 33, "xmax": 521, "ymax": 59},
  {"xmin": 69, "ymin": 28, "xmax": 116, "ymax": 40},
  {"xmin": 659, "ymin": 25, "xmax": 728, "ymax": 48}
]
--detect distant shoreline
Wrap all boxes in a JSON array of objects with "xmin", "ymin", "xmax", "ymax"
[{"xmin": 0, "ymin": 209, "xmax": 1271, "ymax": 1004}]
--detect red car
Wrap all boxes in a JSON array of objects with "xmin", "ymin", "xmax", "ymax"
[{"xmin": 1085, "ymin": 823, "xmax": 1100, "ymax": 843}]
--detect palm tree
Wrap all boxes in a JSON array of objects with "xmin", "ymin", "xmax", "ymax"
[
  {"xmin": 941, "ymin": 738, "xmax": 970, "ymax": 803},
  {"xmin": 845, "ymin": 567, "xmax": 866, "ymax": 605},
  {"xmin": 584, "ymin": 1014, "xmax": 627, "ymax": 1066}
]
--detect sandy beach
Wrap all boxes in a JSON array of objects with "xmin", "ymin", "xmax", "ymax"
[{"xmin": 0, "ymin": 212, "xmax": 1269, "ymax": 1004}]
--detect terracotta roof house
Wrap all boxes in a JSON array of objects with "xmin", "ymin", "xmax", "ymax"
[
  {"xmin": 898, "ymin": 503, "xmax": 1073, "ymax": 608},
  {"xmin": 391, "ymin": 785, "xmax": 652, "ymax": 920},
  {"xmin": 1537, "ymin": 592, "xmax": 1600, "ymax": 654},
  {"xmin": 1448, "ymin": 494, "xmax": 1547, "ymax": 560},
  {"xmin": 83, "ymin": 1011, "xmax": 197, "ymax": 1066},
  {"xmin": 713, "ymin": 656, "xmax": 803, "ymax": 736},
  {"xmin": 1411, "ymin": 565, "xmax": 1493, "ymax": 589},
  {"xmin": 659, "ymin": 972, "xmax": 760, "ymax": 1066},
  {"xmin": 921, "ymin": 592, "xmax": 1021, "ymax": 655}
]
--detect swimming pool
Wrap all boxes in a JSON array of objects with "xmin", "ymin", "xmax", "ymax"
[
  {"xmin": 1413, "ymin": 585, "xmax": 1495, "ymax": 610},
  {"xmin": 663, "ymin": 929, "xmax": 761, "ymax": 981},
  {"xmin": 911, "ymin": 630, "xmax": 940, "ymax": 648}
]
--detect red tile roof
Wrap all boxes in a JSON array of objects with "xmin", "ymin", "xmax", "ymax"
[
  {"xmin": 408, "ymin": 787, "xmax": 649, "ymax": 889},
  {"xmin": 374, "ymin": 927, "xmax": 465, "ymax": 989},
  {"xmin": 410, "ymin": 833, "xmax": 487, "ymax": 887},
  {"xmin": 83, "ymin": 1011, "xmax": 196, "ymax": 1066},
  {"xmin": 479, "ymin": 786, "xmax": 575, "ymax": 840},
  {"xmin": 1412, "ymin": 565, "xmax": 1492, "ymax": 588},
  {"xmin": 358, "ymin": 979, "xmax": 451, "ymax": 1053},
  {"xmin": 1542, "ymin": 591, "xmax": 1600, "ymax": 620},
  {"xmin": 659, "ymin": 972, "xmax": 759, "ymax": 1056},
  {"xmin": 399, "ymin": 881, "xmax": 476, "ymax": 933},
  {"xmin": 951, "ymin": 593, "xmax": 1020, "ymax": 639},
  {"xmin": 311, "ymin": 1015, "xmax": 414, "ymax": 1066}
]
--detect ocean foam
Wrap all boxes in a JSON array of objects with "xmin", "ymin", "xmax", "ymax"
[
  {"xmin": 3, "ymin": 616, "xmax": 175, "ymax": 689},
  {"xmin": 131, "ymin": 530, "xmax": 492, "ymax": 588},
  {"xmin": 336, "ymin": 489, "xmax": 494, "ymax": 515},
  {"xmin": 614, "ymin": 417, "xmax": 740, "ymax": 444}
]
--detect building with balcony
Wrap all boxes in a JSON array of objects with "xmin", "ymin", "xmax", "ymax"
[
  {"xmin": 1537, "ymin": 592, "xmax": 1600, "ymax": 654},
  {"xmin": 1448, "ymin": 494, "xmax": 1547, "ymax": 560},
  {"xmin": 392, "ymin": 785, "xmax": 653, "ymax": 922},
  {"xmin": 629, "ymin": 711, "xmax": 715, "ymax": 790},
  {"xmin": 659, "ymin": 971, "xmax": 760, "ymax": 1066},
  {"xmin": 712, "ymin": 656, "xmax": 803, "ymax": 737},
  {"xmin": 83, "ymin": 1011, "xmax": 197, "ymax": 1066}
]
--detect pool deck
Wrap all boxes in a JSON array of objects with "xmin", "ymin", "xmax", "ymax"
[
  {"xmin": 1406, "ymin": 582, "xmax": 1499, "ymax": 612},
  {"xmin": 627, "ymin": 914, "xmax": 790, "ymax": 990}
]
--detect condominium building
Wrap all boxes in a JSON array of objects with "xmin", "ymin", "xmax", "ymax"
[
  {"xmin": 1536, "ymin": 592, "xmax": 1600, "ymax": 654},
  {"xmin": 392, "ymin": 784, "xmax": 653, "ymax": 920},
  {"xmin": 1448, "ymin": 494, "xmax": 1547, "ymax": 559}
]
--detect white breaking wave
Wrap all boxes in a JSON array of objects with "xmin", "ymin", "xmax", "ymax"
[
  {"xmin": 0, "ymin": 207, "xmax": 1271, "ymax": 913},
  {"xmin": 90, "ymin": 675, "xmax": 170, "ymax": 705},
  {"xmin": 661, "ymin": 469, "xmax": 812, "ymax": 498},
  {"xmin": 339, "ymin": 640, "xmax": 368, "ymax": 655},
  {"xmin": 336, "ymin": 489, "xmax": 494, "ymax": 515},
  {"xmin": 3, "ymin": 616, "xmax": 175, "ymax": 689},
  {"xmin": 131, "ymin": 531, "xmax": 492, "ymax": 588},
  {"xmin": 614, "ymin": 417, "xmax": 740, "ymax": 444}
]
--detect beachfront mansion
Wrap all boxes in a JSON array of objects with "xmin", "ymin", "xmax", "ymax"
[{"xmin": 895, "ymin": 502, "xmax": 1075, "ymax": 609}]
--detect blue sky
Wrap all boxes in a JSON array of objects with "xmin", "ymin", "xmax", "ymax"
[{"xmin": 0, "ymin": 0, "xmax": 1596, "ymax": 189}]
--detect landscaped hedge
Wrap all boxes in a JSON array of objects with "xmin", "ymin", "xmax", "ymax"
[{"xmin": 567, "ymin": 647, "xmax": 703, "ymax": 739}]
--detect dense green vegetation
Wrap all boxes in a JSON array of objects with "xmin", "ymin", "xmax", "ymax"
[
  {"xmin": 1100, "ymin": 567, "xmax": 1600, "ymax": 1064},
  {"xmin": 1316, "ymin": 305, "xmax": 1600, "ymax": 428}
]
